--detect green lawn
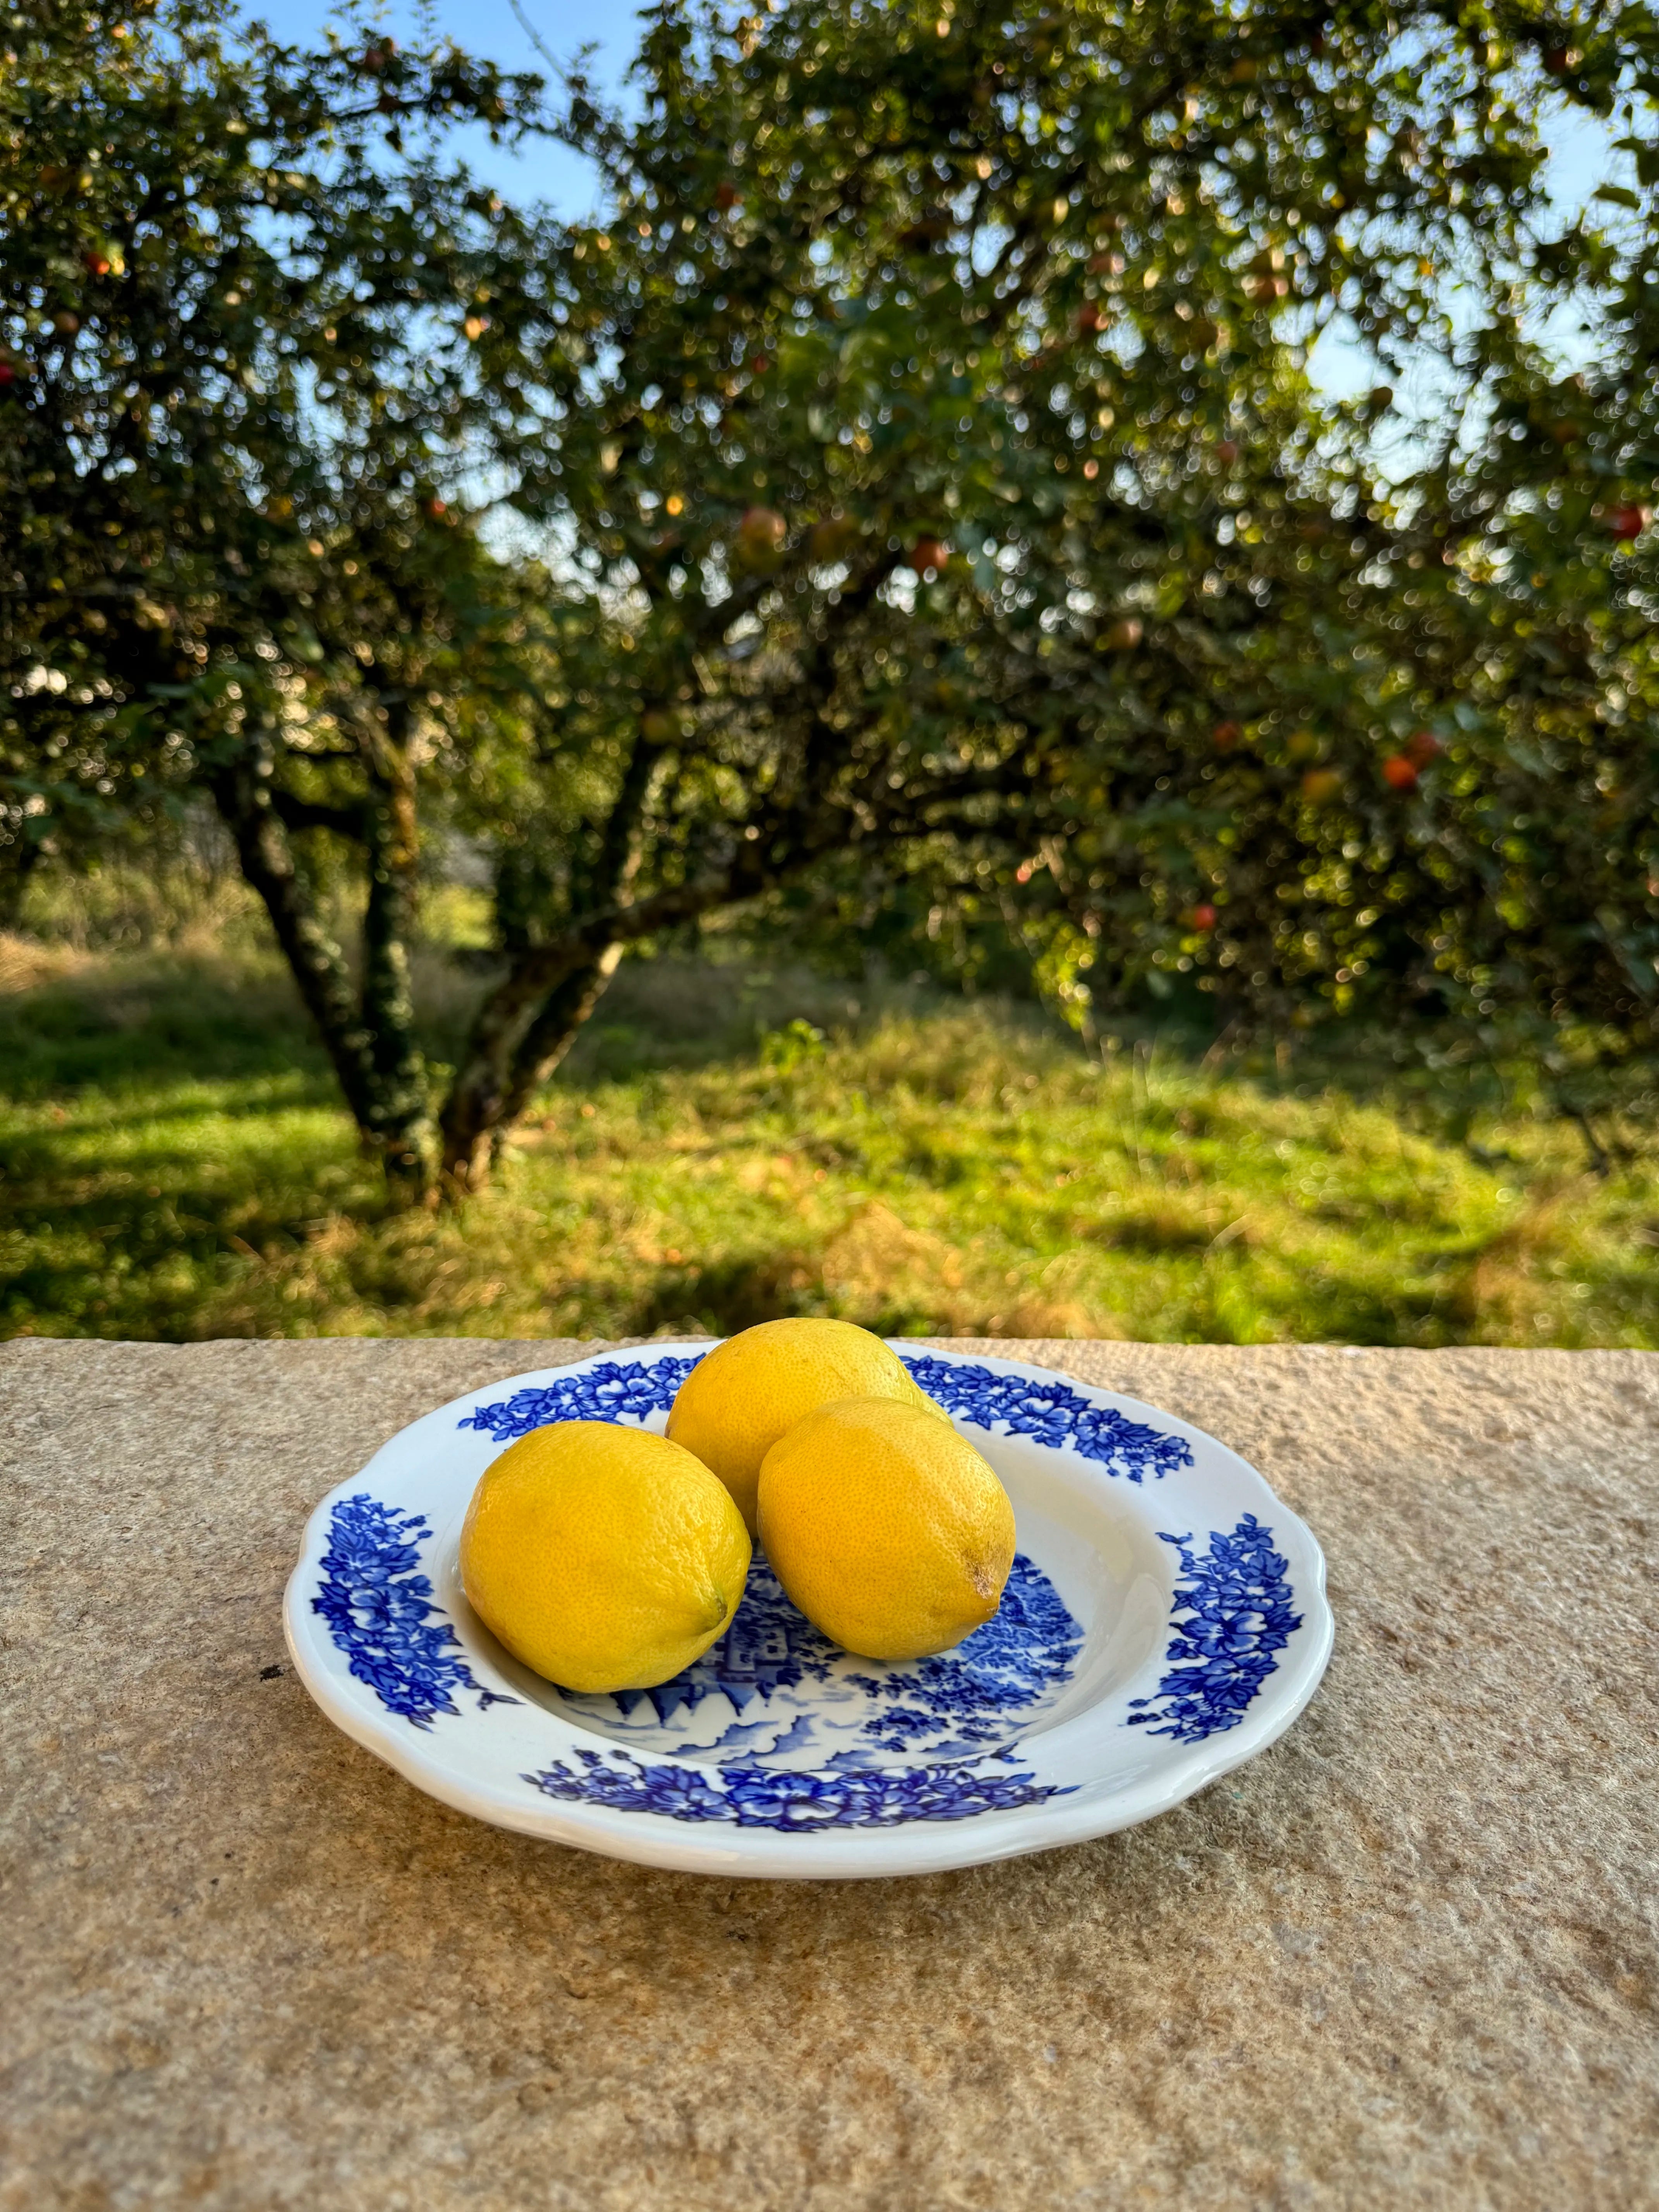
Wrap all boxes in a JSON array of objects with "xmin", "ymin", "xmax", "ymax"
[{"xmin": 2, "ymin": 936, "xmax": 1656, "ymax": 1345}]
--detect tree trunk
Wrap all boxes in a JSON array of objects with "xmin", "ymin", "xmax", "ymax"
[
  {"xmin": 428, "ymin": 713, "xmax": 850, "ymax": 1200},
  {"xmin": 213, "ymin": 736, "xmax": 436, "ymax": 1202},
  {"xmin": 359, "ymin": 710, "xmax": 437, "ymax": 1202},
  {"xmin": 439, "ymin": 945, "xmax": 622, "ymax": 1194},
  {"xmin": 0, "ymin": 835, "xmax": 41, "ymax": 932},
  {"xmin": 436, "ymin": 729, "xmax": 666, "ymax": 1197}
]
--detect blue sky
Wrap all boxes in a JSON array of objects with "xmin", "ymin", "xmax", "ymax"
[{"xmin": 258, "ymin": 0, "xmax": 637, "ymax": 210}]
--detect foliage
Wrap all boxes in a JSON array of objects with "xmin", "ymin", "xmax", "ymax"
[
  {"xmin": 6, "ymin": 0, "xmax": 1659, "ymax": 1200},
  {"xmin": 3, "ymin": 943, "xmax": 1657, "ymax": 1347},
  {"xmin": 504, "ymin": 0, "xmax": 1659, "ymax": 1077}
]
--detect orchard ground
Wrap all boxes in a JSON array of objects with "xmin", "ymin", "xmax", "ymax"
[{"xmin": 3, "ymin": 922, "xmax": 1657, "ymax": 1348}]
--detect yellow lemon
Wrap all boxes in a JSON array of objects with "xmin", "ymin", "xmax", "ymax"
[
  {"xmin": 757, "ymin": 1396, "xmax": 1016, "ymax": 1661},
  {"xmin": 666, "ymin": 1317, "xmax": 943, "ymax": 1533},
  {"xmin": 460, "ymin": 1420, "xmax": 751, "ymax": 1693}
]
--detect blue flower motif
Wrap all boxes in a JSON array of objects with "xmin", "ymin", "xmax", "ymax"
[
  {"xmin": 524, "ymin": 1747, "xmax": 1070, "ymax": 1827},
  {"xmin": 1127, "ymin": 1514, "xmax": 1302, "ymax": 1744},
  {"xmin": 527, "ymin": 1746, "xmax": 733, "ymax": 1820},
  {"xmin": 311, "ymin": 1494, "xmax": 520, "ymax": 1728},
  {"xmin": 847, "ymin": 1554, "xmax": 1083, "ymax": 1752},
  {"xmin": 457, "ymin": 1357, "xmax": 701, "ymax": 1443},
  {"xmin": 900, "ymin": 1355, "xmax": 1193, "ymax": 1482}
]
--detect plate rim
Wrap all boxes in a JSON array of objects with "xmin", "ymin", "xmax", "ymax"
[{"xmin": 283, "ymin": 1340, "xmax": 1335, "ymax": 1879}]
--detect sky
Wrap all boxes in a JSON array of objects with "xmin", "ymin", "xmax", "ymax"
[{"xmin": 258, "ymin": 0, "xmax": 637, "ymax": 210}]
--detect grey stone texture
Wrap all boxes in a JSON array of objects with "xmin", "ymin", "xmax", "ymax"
[{"xmin": 2, "ymin": 1336, "xmax": 1656, "ymax": 2212}]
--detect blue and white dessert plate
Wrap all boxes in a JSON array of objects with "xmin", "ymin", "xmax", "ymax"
[{"xmin": 283, "ymin": 1342, "xmax": 1333, "ymax": 1879}]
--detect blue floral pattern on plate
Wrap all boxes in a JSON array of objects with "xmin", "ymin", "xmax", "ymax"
[
  {"xmin": 456, "ymin": 1351, "xmax": 1195, "ymax": 1486},
  {"xmin": 457, "ymin": 1356, "xmax": 701, "ymax": 1444},
  {"xmin": 311, "ymin": 1494, "xmax": 520, "ymax": 1729},
  {"xmin": 900, "ymin": 1355, "xmax": 1195, "ymax": 1483},
  {"xmin": 1127, "ymin": 1515, "xmax": 1302, "ymax": 1743},
  {"xmin": 309, "ymin": 1492, "xmax": 1081, "ymax": 1827},
  {"xmin": 524, "ymin": 1745, "xmax": 1069, "ymax": 1827}
]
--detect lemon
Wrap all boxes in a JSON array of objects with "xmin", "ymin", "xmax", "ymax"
[
  {"xmin": 756, "ymin": 1396, "xmax": 1016, "ymax": 1661},
  {"xmin": 459, "ymin": 1420, "xmax": 751, "ymax": 1693},
  {"xmin": 666, "ymin": 1317, "xmax": 943, "ymax": 1532}
]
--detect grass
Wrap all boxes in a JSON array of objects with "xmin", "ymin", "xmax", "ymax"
[{"xmin": 2, "ymin": 933, "xmax": 1658, "ymax": 1345}]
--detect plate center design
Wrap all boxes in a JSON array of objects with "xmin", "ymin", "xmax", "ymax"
[{"xmin": 551, "ymin": 1549, "xmax": 1082, "ymax": 1771}]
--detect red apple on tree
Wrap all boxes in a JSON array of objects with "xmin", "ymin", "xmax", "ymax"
[
  {"xmin": 1101, "ymin": 617, "xmax": 1143, "ymax": 651},
  {"xmin": 714, "ymin": 180, "xmax": 743, "ymax": 212},
  {"xmin": 1191, "ymin": 904, "xmax": 1218, "ymax": 931},
  {"xmin": 908, "ymin": 536, "xmax": 950, "ymax": 575},
  {"xmin": 1212, "ymin": 720, "xmax": 1242, "ymax": 749},
  {"xmin": 736, "ymin": 506, "xmax": 786, "ymax": 567},
  {"xmin": 1381, "ymin": 754, "xmax": 1419, "ymax": 792},
  {"xmin": 809, "ymin": 514, "xmax": 858, "ymax": 564},
  {"xmin": 1214, "ymin": 439, "xmax": 1240, "ymax": 465},
  {"xmin": 1606, "ymin": 504, "xmax": 1648, "ymax": 541}
]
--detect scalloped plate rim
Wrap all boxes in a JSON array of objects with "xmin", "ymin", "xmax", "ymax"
[{"xmin": 283, "ymin": 1340, "xmax": 1335, "ymax": 1879}]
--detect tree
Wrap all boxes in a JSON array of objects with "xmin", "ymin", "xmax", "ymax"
[
  {"xmin": 0, "ymin": 0, "xmax": 553, "ymax": 1191},
  {"xmin": 8, "ymin": 0, "xmax": 1659, "ymax": 1199},
  {"xmin": 445, "ymin": 0, "xmax": 1659, "ymax": 1139}
]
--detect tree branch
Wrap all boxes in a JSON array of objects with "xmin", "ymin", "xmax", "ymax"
[
  {"xmin": 269, "ymin": 789, "xmax": 368, "ymax": 840},
  {"xmin": 356, "ymin": 694, "xmax": 434, "ymax": 1193},
  {"xmin": 209, "ymin": 737, "xmax": 379, "ymax": 1131}
]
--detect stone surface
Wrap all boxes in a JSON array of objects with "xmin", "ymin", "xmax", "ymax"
[{"xmin": 2, "ymin": 1336, "xmax": 1657, "ymax": 2212}]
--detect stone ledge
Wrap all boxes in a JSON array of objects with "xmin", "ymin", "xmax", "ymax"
[{"xmin": 3, "ymin": 1338, "xmax": 1656, "ymax": 2211}]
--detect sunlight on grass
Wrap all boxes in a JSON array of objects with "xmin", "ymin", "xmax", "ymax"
[{"xmin": 3, "ymin": 946, "xmax": 1657, "ymax": 1345}]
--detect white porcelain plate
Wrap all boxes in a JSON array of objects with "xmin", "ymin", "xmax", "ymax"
[{"xmin": 284, "ymin": 1343, "xmax": 1333, "ymax": 1879}]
